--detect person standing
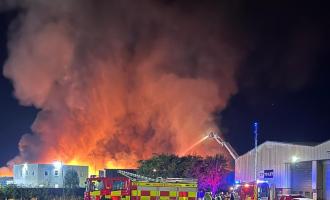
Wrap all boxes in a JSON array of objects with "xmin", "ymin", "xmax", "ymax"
[{"xmin": 230, "ymin": 192, "xmax": 234, "ymax": 200}]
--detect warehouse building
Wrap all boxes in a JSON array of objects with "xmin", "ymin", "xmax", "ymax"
[
  {"xmin": 13, "ymin": 163, "xmax": 88, "ymax": 188},
  {"xmin": 0, "ymin": 177, "xmax": 13, "ymax": 186},
  {"xmin": 235, "ymin": 140, "xmax": 330, "ymax": 199}
]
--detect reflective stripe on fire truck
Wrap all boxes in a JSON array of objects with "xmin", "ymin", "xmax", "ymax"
[
  {"xmin": 105, "ymin": 195, "xmax": 131, "ymax": 200},
  {"xmin": 130, "ymin": 188, "xmax": 196, "ymax": 200},
  {"xmin": 111, "ymin": 191, "xmax": 123, "ymax": 196},
  {"xmin": 136, "ymin": 182, "xmax": 197, "ymax": 188},
  {"xmin": 188, "ymin": 192, "xmax": 196, "ymax": 197},
  {"xmin": 90, "ymin": 191, "xmax": 101, "ymax": 196}
]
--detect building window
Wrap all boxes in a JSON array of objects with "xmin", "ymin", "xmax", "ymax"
[
  {"xmin": 32, "ymin": 171, "xmax": 35, "ymax": 176},
  {"xmin": 44, "ymin": 171, "xmax": 49, "ymax": 176},
  {"xmin": 54, "ymin": 170, "xmax": 59, "ymax": 176}
]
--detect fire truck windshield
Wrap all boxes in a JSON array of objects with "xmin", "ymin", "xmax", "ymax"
[
  {"xmin": 112, "ymin": 180, "xmax": 125, "ymax": 190},
  {"xmin": 86, "ymin": 180, "xmax": 104, "ymax": 192}
]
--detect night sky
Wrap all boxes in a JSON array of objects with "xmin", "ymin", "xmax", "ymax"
[{"xmin": 0, "ymin": 1, "xmax": 330, "ymax": 166}]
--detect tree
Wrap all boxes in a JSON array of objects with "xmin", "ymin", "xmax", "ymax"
[
  {"xmin": 64, "ymin": 169, "xmax": 80, "ymax": 189},
  {"xmin": 138, "ymin": 154, "xmax": 181, "ymax": 178},
  {"xmin": 138, "ymin": 154, "xmax": 230, "ymax": 196},
  {"xmin": 138, "ymin": 154, "xmax": 205, "ymax": 179},
  {"xmin": 178, "ymin": 155, "xmax": 203, "ymax": 178},
  {"xmin": 190, "ymin": 154, "xmax": 228, "ymax": 195},
  {"xmin": 2, "ymin": 185, "xmax": 20, "ymax": 199},
  {"xmin": 0, "ymin": 188, "xmax": 4, "ymax": 200}
]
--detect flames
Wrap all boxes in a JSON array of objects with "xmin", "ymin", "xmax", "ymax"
[{"xmin": 0, "ymin": 0, "xmax": 242, "ymax": 176}]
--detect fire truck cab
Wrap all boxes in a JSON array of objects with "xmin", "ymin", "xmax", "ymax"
[
  {"xmin": 85, "ymin": 176, "xmax": 131, "ymax": 200},
  {"xmin": 235, "ymin": 181, "xmax": 270, "ymax": 200}
]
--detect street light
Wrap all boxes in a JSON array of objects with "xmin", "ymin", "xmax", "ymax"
[
  {"xmin": 152, "ymin": 168, "xmax": 157, "ymax": 178},
  {"xmin": 53, "ymin": 161, "xmax": 62, "ymax": 170},
  {"xmin": 291, "ymin": 156, "xmax": 299, "ymax": 163}
]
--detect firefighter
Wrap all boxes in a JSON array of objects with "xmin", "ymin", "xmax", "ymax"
[
  {"xmin": 230, "ymin": 192, "xmax": 234, "ymax": 200},
  {"xmin": 204, "ymin": 192, "xmax": 212, "ymax": 200}
]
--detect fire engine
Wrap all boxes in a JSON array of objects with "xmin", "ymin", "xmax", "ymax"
[
  {"xmin": 234, "ymin": 181, "xmax": 270, "ymax": 200},
  {"xmin": 84, "ymin": 170, "xmax": 198, "ymax": 200}
]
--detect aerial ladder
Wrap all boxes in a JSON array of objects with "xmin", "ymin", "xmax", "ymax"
[
  {"xmin": 117, "ymin": 170, "xmax": 197, "ymax": 183},
  {"xmin": 117, "ymin": 170, "xmax": 157, "ymax": 182},
  {"xmin": 207, "ymin": 132, "xmax": 239, "ymax": 160}
]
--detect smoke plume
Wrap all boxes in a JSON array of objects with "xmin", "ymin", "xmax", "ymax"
[{"xmin": 1, "ymin": 0, "xmax": 242, "ymax": 174}]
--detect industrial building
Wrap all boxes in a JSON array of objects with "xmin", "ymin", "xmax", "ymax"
[
  {"xmin": 0, "ymin": 177, "xmax": 13, "ymax": 186},
  {"xmin": 235, "ymin": 140, "xmax": 330, "ymax": 199},
  {"xmin": 13, "ymin": 163, "xmax": 88, "ymax": 188}
]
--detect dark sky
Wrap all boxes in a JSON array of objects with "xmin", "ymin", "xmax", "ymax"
[
  {"xmin": 0, "ymin": 1, "xmax": 330, "ymax": 166},
  {"xmin": 0, "ymin": 10, "xmax": 38, "ymax": 166}
]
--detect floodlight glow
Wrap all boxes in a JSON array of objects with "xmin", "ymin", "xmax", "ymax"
[
  {"xmin": 23, "ymin": 163, "xmax": 28, "ymax": 170},
  {"xmin": 229, "ymin": 187, "xmax": 234, "ymax": 191},
  {"xmin": 53, "ymin": 161, "xmax": 62, "ymax": 169},
  {"xmin": 256, "ymin": 180, "xmax": 268, "ymax": 184},
  {"xmin": 22, "ymin": 163, "xmax": 28, "ymax": 176},
  {"xmin": 234, "ymin": 184, "xmax": 241, "ymax": 189},
  {"xmin": 291, "ymin": 156, "xmax": 299, "ymax": 163},
  {"xmin": 244, "ymin": 183, "xmax": 250, "ymax": 188}
]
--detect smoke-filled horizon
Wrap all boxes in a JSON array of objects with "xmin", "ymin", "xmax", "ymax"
[{"xmin": 0, "ymin": 0, "xmax": 244, "ymax": 174}]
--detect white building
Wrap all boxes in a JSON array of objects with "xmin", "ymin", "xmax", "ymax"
[
  {"xmin": 13, "ymin": 163, "xmax": 88, "ymax": 188},
  {"xmin": 235, "ymin": 140, "xmax": 330, "ymax": 199}
]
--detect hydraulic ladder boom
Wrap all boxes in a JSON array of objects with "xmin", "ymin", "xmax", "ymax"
[
  {"xmin": 117, "ymin": 170, "xmax": 197, "ymax": 183},
  {"xmin": 208, "ymin": 132, "xmax": 239, "ymax": 160},
  {"xmin": 117, "ymin": 170, "xmax": 157, "ymax": 182}
]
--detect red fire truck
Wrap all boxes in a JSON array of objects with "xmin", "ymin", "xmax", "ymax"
[
  {"xmin": 234, "ymin": 181, "xmax": 270, "ymax": 200},
  {"xmin": 84, "ymin": 170, "xmax": 198, "ymax": 200}
]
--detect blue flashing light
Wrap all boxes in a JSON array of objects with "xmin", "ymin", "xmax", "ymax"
[{"xmin": 197, "ymin": 190, "xmax": 205, "ymax": 198}]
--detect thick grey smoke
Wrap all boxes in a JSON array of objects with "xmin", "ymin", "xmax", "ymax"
[{"xmin": 1, "ymin": 0, "xmax": 243, "ymax": 173}]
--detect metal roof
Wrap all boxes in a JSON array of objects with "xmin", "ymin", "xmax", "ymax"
[{"xmin": 238, "ymin": 140, "xmax": 327, "ymax": 158}]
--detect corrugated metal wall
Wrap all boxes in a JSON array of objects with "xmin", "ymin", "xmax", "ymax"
[
  {"xmin": 235, "ymin": 140, "xmax": 330, "ymax": 200},
  {"xmin": 290, "ymin": 161, "xmax": 312, "ymax": 197},
  {"xmin": 314, "ymin": 140, "xmax": 330, "ymax": 160},
  {"xmin": 324, "ymin": 160, "xmax": 330, "ymax": 200},
  {"xmin": 235, "ymin": 141, "xmax": 314, "ymax": 188}
]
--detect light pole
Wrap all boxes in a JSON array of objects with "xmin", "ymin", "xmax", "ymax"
[{"xmin": 254, "ymin": 122, "xmax": 258, "ymax": 181}]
